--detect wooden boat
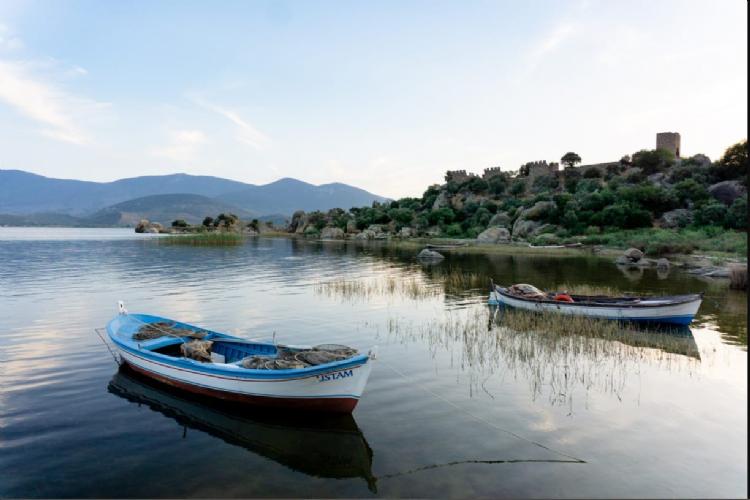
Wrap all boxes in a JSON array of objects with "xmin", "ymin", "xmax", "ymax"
[
  {"xmin": 106, "ymin": 303, "xmax": 376, "ymax": 413},
  {"xmin": 108, "ymin": 367, "xmax": 376, "ymax": 490},
  {"xmin": 488, "ymin": 283, "xmax": 703, "ymax": 326}
]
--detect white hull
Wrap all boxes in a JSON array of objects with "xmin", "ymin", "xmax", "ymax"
[{"xmin": 489, "ymin": 290, "xmax": 701, "ymax": 325}]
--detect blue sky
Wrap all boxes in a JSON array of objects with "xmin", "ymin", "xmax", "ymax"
[{"xmin": 0, "ymin": 0, "xmax": 746, "ymax": 198}]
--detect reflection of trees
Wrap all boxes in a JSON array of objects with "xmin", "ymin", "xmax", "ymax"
[{"xmin": 384, "ymin": 306, "xmax": 700, "ymax": 411}]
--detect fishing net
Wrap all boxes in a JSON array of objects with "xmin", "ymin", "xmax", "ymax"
[
  {"xmin": 133, "ymin": 322, "xmax": 208, "ymax": 341},
  {"xmin": 240, "ymin": 344, "xmax": 359, "ymax": 370},
  {"xmin": 181, "ymin": 340, "xmax": 214, "ymax": 362}
]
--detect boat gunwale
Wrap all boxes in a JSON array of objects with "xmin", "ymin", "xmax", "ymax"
[{"xmin": 492, "ymin": 285, "xmax": 703, "ymax": 309}]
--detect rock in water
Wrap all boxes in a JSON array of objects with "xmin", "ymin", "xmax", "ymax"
[
  {"xmin": 623, "ymin": 247, "xmax": 644, "ymax": 262},
  {"xmin": 656, "ymin": 258, "xmax": 670, "ymax": 270},
  {"xmin": 417, "ymin": 248, "xmax": 444, "ymax": 261},
  {"xmin": 477, "ymin": 226, "xmax": 510, "ymax": 244}
]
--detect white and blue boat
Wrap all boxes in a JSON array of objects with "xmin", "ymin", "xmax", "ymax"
[
  {"xmin": 106, "ymin": 303, "xmax": 376, "ymax": 413},
  {"xmin": 488, "ymin": 283, "xmax": 703, "ymax": 326}
]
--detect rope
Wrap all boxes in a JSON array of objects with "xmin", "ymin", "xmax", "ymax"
[
  {"xmin": 379, "ymin": 361, "xmax": 586, "ymax": 464},
  {"xmin": 94, "ymin": 328, "xmax": 121, "ymax": 365}
]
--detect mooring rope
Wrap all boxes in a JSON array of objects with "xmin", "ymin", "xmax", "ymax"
[{"xmin": 379, "ymin": 361, "xmax": 586, "ymax": 464}]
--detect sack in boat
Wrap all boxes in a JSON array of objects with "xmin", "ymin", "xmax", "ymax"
[
  {"xmin": 508, "ymin": 283, "xmax": 546, "ymax": 299},
  {"xmin": 181, "ymin": 340, "xmax": 214, "ymax": 362},
  {"xmin": 295, "ymin": 349, "xmax": 350, "ymax": 366}
]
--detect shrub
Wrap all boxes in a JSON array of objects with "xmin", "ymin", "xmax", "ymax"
[
  {"xmin": 510, "ymin": 178, "xmax": 526, "ymax": 195},
  {"xmin": 672, "ymin": 179, "xmax": 710, "ymax": 205},
  {"xmin": 171, "ymin": 219, "xmax": 189, "ymax": 228},
  {"xmin": 694, "ymin": 202, "xmax": 728, "ymax": 227},
  {"xmin": 727, "ymin": 196, "xmax": 748, "ymax": 229},
  {"xmin": 427, "ymin": 207, "xmax": 456, "ymax": 226},
  {"xmin": 583, "ymin": 168, "xmax": 602, "ymax": 178},
  {"xmin": 631, "ymin": 148, "xmax": 676, "ymax": 175},
  {"xmin": 202, "ymin": 216, "xmax": 214, "ymax": 227},
  {"xmin": 488, "ymin": 175, "xmax": 507, "ymax": 195},
  {"xmin": 444, "ymin": 223, "xmax": 463, "ymax": 237}
]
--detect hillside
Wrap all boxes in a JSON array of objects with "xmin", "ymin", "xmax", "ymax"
[
  {"xmin": 285, "ymin": 141, "xmax": 748, "ymax": 256},
  {"xmin": 0, "ymin": 170, "xmax": 388, "ymax": 220},
  {"xmin": 85, "ymin": 194, "xmax": 254, "ymax": 226},
  {"xmin": 220, "ymin": 178, "xmax": 390, "ymax": 214}
]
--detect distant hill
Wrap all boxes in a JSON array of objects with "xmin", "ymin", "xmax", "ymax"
[
  {"xmin": 85, "ymin": 194, "xmax": 254, "ymax": 226},
  {"xmin": 221, "ymin": 178, "xmax": 390, "ymax": 214},
  {"xmin": 0, "ymin": 170, "xmax": 388, "ymax": 223}
]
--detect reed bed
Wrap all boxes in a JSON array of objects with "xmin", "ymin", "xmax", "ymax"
[
  {"xmin": 383, "ymin": 306, "xmax": 698, "ymax": 409},
  {"xmin": 729, "ymin": 265, "xmax": 748, "ymax": 290},
  {"xmin": 158, "ymin": 232, "xmax": 244, "ymax": 246},
  {"xmin": 314, "ymin": 276, "xmax": 441, "ymax": 301}
]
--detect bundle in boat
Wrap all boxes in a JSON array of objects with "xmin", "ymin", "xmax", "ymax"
[
  {"xmin": 133, "ymin": 322, "xmax": 208, "ymax": 341},
  {"xmin": 180, "ymin": 340, "xmax": 214, "ymax": 362},
  {"xmin": 240, "ymin": 344, "xmax": 359, "ymax": 370}
]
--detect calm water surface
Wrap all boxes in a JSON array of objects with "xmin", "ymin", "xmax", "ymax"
[{"xmin": 0, "ymin": 228, "xmax": 746, "ymax": 498}]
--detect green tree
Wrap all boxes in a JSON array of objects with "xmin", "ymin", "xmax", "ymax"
[
  {"xmin": 711, "ymin": 140, "xmax": 748, "ymax": 184},
  {"xmin": 561, "ymin": 152, "xmax": 582, "ymax": 168},
  {"xmin": 631, "ymin": 148, "xmax": 676, "ymax": 175},
  {"xmin": 510, "ymin": 178, "xmax": 526, "ymax": 196},
  {"xmin": 202, "ymin": 216, "xmax": 214, "ymax": 227},
  {"xmin": 727, "ymin": 196, "xmax": 748, "ymax": 229},
  {"xmin": 171, "ymin": 219, "xmax": 188, "ymax": 228},
  {"xmin": 694, "ymin": 202, "xmax": 728, "ymax": 227}
]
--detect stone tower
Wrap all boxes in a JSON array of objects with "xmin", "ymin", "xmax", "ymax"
[{"xmin": 656, "ymin": 132, "xmax": 681, "ymax": 158}]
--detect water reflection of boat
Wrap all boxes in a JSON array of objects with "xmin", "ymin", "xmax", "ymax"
[
  {"xmin": 491, "ymin": 305, "xmax": 701, "ymax": 359},
  {"xmin": 108, "ymin": 366, "xmax": 377, "ymax": 491}
]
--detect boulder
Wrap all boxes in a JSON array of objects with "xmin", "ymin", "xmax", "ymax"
[
  {"xmin": 688, "ymin": 154, "xmax": 711, "ymax": 167},
  {"xmin": 659, "ymin": 208, "xmax": 693, "ymax": 229},
  {"xmin": 320, "ymin": 226, "xmax": 345, "ymax": 240},
  {"xmin": 399, "ymin": 227, "xmax": 415, "ymax": 238},
  {"xmin": 708, "ymin": 180, "xmax": 746, "ymax": 206},
  {"xmin": 512, "ymin": 218, "xmax": 541, "ymax": 239},
  {"xmin": 353, "ymin": 229, "xmax": 377, "ymax": 240},
  {"xmin": 656, "ymin": 258, "xmax": 670, "ymax": 270},
  {"xmin": 288, "ymin": 210, "xmax": 307, "ymax": 233},
  {"xmin": 487, "ymin": 212, "xmax": 512, "ymax": 228},
  {"xmin": 623, "ymin": 247, "xmax": 644, "ymax": 262},
  {"xmin": 135, "ymin": 219, "xmax": 150, "ymax": 233},
  {"xmin": 432, "ymin": 192, "xmax": 449, "ymax": 210},
  {"xmin": 647, "ymin": 172, "xmax": 669, "ymax": 188},
  {"xmin": 417, "ymin": 248, "xmax": 444, "ymax": 261},
  {"xmin": 477, "ymin": 226, "xmax": 510, "ymax": 244},
  {"xmin": 521, "ymin": 201, "xmax": 556, "ymax": 221}
]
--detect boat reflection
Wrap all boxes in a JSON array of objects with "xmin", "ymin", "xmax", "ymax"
[{"xmin": 108, "ymin": 366, "xmax": 377, "ymax": 492}]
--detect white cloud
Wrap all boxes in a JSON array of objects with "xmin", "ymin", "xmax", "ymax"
[
  {"xmin": 189, "ymin": 95, "xmax": 270, "ymax": 149},
  {"xmin": 526, "ymin": 22, "xmax": 577, "ymax": 70},
  {"xmin": 152, "ymin": 129, "xmax": 208, "ymax": 162},
  {"xmin": 0, "ymin": 24, "xmax": 23, "ymax": 51},
  {"xmin": 0, "ymin": 59, "xmax": 107, "ymax": 144}
]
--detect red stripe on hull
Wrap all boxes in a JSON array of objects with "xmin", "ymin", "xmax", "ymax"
[{"xmin": 124, "ymin": 361, "xmax": 359, "ymax": 413}]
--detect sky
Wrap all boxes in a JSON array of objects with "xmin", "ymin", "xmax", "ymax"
[{"xmin": 0, "ymin": 0, "xmax": 746, "ymax": 199}]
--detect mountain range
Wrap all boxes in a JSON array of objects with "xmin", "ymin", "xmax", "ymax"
[{"xmin": 0, "ymin": 170, "xmax": 389, "ymax": 226}]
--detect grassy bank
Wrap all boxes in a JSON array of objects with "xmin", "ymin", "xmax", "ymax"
[
  {"xmin": 573, "ymin": 227, "xmax": 747, "ymax": 256},
  {"xmin": 158, "ymin": 232, "xmax": 244, "ymax": 246}
]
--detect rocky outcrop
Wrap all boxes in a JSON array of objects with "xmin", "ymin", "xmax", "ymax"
[
  {"xmin": 477, "ymin": 226, "xmax": 510, "ymax": 244},
  {"xmin": 288, "ymin": 210, "xmax": 308, "ymax": 233},
  {"xmin": 487, "ymin": 212, "xmax": 512, "ymax": 228},
  {"xmin": 134, "ymin": 219, "xmax": 166, "ymax": 233},
  {"xmin": 521, "ymin": 201, "xmax": 556, "ymax": 221},
  {"xmin": 417, "ymin": 248, "xmax": 444, "ymax": 261},
  {"xmin": 432, "ymin": 192, "xmax": 449, "ymax": 210},
  {"xmin": 647, "ymin": 172, "xmax": 669, "ymax": 188},
  {"xmin": 320, "ymin": 226, "xmax": 345, "ymax": 239},
  {"xmin": 708, "ymin": 180, "xmax": 746, "ymax": 206},
  {"xmin": 512, "ymin": 218, "xmax": 541, "ymax": 239},
  {"xmin": 399, "ymin": 227, "xmax": 415, "ymax": 238},
  {"xmin": 659, "ymin": 208, "xmax": 693, "ymax": 228}
]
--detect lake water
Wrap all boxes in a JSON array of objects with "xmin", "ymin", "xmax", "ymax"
[{"xmin": 0, "ymin": 228, "xmax": 746, "ymax": 498}]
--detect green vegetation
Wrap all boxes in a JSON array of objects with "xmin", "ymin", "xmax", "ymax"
[
  {"xmin": 290, "ymin": 139, "xmax": 747, "ymax": 256},
  {"xmin": 159, "ymin": 232, "xmax": 244, "ymax": 246}
]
